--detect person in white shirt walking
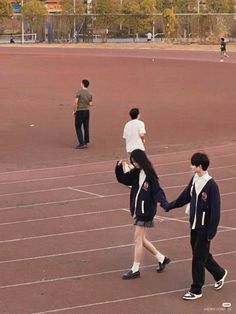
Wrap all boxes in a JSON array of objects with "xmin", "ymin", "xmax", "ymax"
[
  {"xmin": 123, "ymin": 108, "xmax": 146, "ymax": 173},
  {"xmin": 123, "ymin": 108, "xmax": 146, "ymax": 154}
]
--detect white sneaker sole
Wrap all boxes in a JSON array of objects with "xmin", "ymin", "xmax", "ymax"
[
  {"xmin": 182, "ymin": 293, "xmax": 202, "ymax": 300},
  {"xmin": 214, "ymin": 269, "xmax": 228, "ymax": 290}
]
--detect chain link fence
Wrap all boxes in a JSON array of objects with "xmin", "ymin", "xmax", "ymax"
[{"xmin": 2, "ymin": 13, "xmax": 236, "ymax": 44}]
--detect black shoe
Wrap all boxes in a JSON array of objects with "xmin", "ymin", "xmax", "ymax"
[
  {"xmin": 122, "ymin": 270, "xmax": 140, "ymax": 280},
  {"xmin": 156, "ymin": 257, "xmax": 171, "ymax": 273}
]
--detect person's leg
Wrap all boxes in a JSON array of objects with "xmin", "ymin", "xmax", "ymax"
[
  {"xmin": 122, "ymin": 225, "xmax": 144, "ymax": 279},
  {"xmin": 133, "ymin": 225, "xmax": 145, "ymax": 264},
  {"xmin": 83, "ymin": 110, "xmax": 90, "ymax": 145},
  {"xmin": 205, "ymin": 252, "xmax": 225, "ymax": 282},
  {"xmin": 190, "ymin": 231, "xmax": 209, "ymax": 295},
  {"xmin": 143, "ymin": 231, "xmax": 170, "ymax": 272},
  {"xmin": 75, "ymin": 111, "xmax": 84, "ymax": 146}
]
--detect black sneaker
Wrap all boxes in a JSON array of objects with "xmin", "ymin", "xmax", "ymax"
[
  {"xmin": 156, "ymin": 256, "xmax": 171, "ymax": 272},
  {"xmin": 214, "ymin": 269, "xmax": 228, "ymax": 290},
  {"xmin": 122, "ymin": 270, "xmax": 140, "ymax": 280}
]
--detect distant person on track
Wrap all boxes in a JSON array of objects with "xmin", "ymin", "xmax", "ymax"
[
  {"xmin": 10, "ymin": 34, "xmax": 15, "ymax": 44},
  {"xmin": 123, "ymin": 108, "xmax": 146, "ymax": 172},
  {"xmin": 220, "ymin": 38, "xmax": 229, "ymax": 62},
  {"xmin": 115, "ymin": 149, "xmax": 171, "ymax": 280},
  {"xmin": 146, "ymin": 31, "xmax": 152, "ymax": 42},
  {"xmin": 73, "ymin": 79, "xmax": 93, "ymax": 149},
  {"xmin": 162, "ymin": 152, "xmax": 228, "ymax": 300}
]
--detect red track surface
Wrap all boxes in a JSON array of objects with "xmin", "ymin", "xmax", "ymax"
[{"xmin": 0, "ymin": 47, "xmax": 235, "ymax": 313}]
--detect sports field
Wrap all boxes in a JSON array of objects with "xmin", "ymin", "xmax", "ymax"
[{"xmin": 0, "ymin": 46, "xmax": 235, "ymax": 313}]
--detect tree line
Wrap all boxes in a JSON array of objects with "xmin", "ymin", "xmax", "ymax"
[{"xmin": 1, "ymin": 0, "xmax": 236, "ymax": 42}]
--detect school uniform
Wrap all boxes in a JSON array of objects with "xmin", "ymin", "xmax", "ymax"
[
  {"xmin": 165, "ymin": 172, "xmax": 225, "ymax": 294},
  {"xmin": 115, "ymin": 163, "xmax": 167, "ymax": 225}
]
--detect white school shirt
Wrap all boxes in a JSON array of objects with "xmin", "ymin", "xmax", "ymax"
[
  {"xmin": 185, "ymin": 172, "xmax": 212, "ymax": 228},
  {"xmin": 123, "ymin": 119, "xmax": 146, "ymax": 153}
]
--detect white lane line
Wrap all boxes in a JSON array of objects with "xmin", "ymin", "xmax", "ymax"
[
  {"xmin": 32, "ymin": 279, "xmax": 236, "ymax": 314},
  {"xmin": 0, "ymin": 181, "xmax": 115, "ymax": 197},
  {"xmin": 0, "ymin": 192, "xmax": 128, "ymax": 211},
  {"xmin": 0, "ymin": 224, "xmax": 132, "ymax": 244},
  {"xmin": 0, "ymin": 163, "xmax": 235, "ymax": 197},
  {"xmin": 0, "ymin": 228, "xmax": 234, "ymax": 264},
  {"xmin": 0, "ymin": 186, "xmax": 236, "ymax": 212},
  {"xmin": 67, "ymin": 187, "xmax": 104, "ymax": 198},
  {"xmin": 0, "ymin": 143, "xmax": 235, "ymax": 176},
  {"xmin": 0, "ymin": 208, "xmax": 127, "ymax": 227},
  {"xmin": 0, "ymin": 206, "xmax": 234, "ymax": 228},
  {"xmin": 0, "ymin": 250, "xmax": 235, "ymax": 291},
  {"xmin": 0, "ymin": 207, "xmax": 234, "ymax": 241},
  {"xmin": 0, "ymin": 156, "xmax": 235, "ymax": 186}
]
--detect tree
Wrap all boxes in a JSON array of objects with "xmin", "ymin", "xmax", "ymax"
[
  {"xmin": 60, "ymin": 0, "xmax": 85, "ymax": 14},
  {"xmin": 162, "ymin": 7, "xmax": 176, "ymax": 39},
  {"xmin": 122, "ymin": 0, "xmax": 157, "ymax": 41},
  {"xmin": 91, "ymin": 0, "xmax": 121, "ymax": 42},
  {"xmin": 207, "ymin": 0, "xmax": 235, "ymax": 13},
  {"xmin": 22, "ymin": 0, "xmax": 47, "ymax": 34},
  {"xmin": 206, "ymin": 0, "xmax": 235, "ymax": 40},
  {"xmin": 0, "ymin": 0, "xmax": 12, "ymax": 22}
]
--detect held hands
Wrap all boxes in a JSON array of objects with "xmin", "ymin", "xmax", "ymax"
[{"xmin": 159, "ymin": 201, "xmax": 170, "ymax": 212}]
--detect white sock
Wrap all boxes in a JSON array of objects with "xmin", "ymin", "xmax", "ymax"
[
  {"xmin": 131, "ymin": 262, "xmax": 140, "ymax": 273},
  {"xmin": 155, "ymin": 252, "xmax": 165, "ymax": 263}
]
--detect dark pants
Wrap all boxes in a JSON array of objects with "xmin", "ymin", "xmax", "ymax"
[
  {"xmin": 75, "ymin": 110, "xmax": 90, "ymax": 145},
  {"xmin": 190, "ymin": 230, "xmax": 225, "ymax": 294}
]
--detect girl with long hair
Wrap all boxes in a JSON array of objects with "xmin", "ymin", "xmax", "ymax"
[{"xmin": 115, "ymin": 149, "xmax": 171, "ymax": 279}]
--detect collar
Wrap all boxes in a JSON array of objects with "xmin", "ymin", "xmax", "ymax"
[{"xmin": 194, "ymin": 171, "xmax": 212, "ymax": 196}]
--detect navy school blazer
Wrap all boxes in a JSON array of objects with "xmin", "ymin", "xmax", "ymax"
[
  {"xmin": 115, "ymin": 163, "xmax": 168, "ymax": 221},
  {"xmin": 164, "ymin": 176, "xmax": 221, "ymax": 240}
]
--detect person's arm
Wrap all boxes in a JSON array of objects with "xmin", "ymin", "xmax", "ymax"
[
  {"xmin": 163, "ymin": 179, "xmax": 193, "ymax": 211},
  {"xmin": 73, "ymin": 98, "xmax": 78, "ymax": 115},
  {"xmin": 207, "ymin": 182, "xmax": 221, "ymax": 240},
  {"xmin": 139, "ymin": 122, "xmax": 146, "ymax": 143},
  {"xmin": 115, "ymin": 161, "xmax": 134, "ymax": 186},
  {"xmin": 89, "ymin": 94, "xmax": 93, "ymax": 106},
  {"xmin": 151, "ymin": 178, "xmax": 168, "ymax": 208}
]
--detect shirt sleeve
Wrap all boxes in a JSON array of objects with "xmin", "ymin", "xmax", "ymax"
[{"xmin": 139, "ymin": 121, "xmax": 146, "ymax": 134}]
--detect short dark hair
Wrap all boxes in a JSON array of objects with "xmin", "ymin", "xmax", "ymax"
[
  {"xmin": 129, "ymin": 108, "xmax": 139, "ymax": 119},
  {"xmin": 221, "ymin": 37, "xmax": 225, "ymax": 41},
  {"xmin": 191, "ymin": 152, "xmax": 209, "ymax": 171},
  {"xmin": 82, "ymin": 79, "xmax": 90, "ymax": 88}
]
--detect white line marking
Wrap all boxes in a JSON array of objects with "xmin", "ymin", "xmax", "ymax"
[
  {"xmin": 0, "ymin": 142, "xmax": 235, "ymax": 175},
  {"xmin": 0, "ymin": 229, "xmax": 234, "ymax": 264},
  {"xmin": 0, "ymin": 186, "xmax": 235, "ymax": 212},
  {"xmin": 32, "ymin": 279, "xmax": 236, "ymax": 313},
  {"xmin": 0, "ymin": 208, "xmax": 127, "ymax": 227},
  {"xmin": 0, "ymin": 163, "xmax": 235, "ymax": 197},
  {"xmin": 0, "ymin": 250, "xmax": 235, "ymax": 291},
  {"xmin": 0, "ymin": 224, "xmax": 132, "ymax": 244},
  {"xmin": 0, "ymin": 206, "xmax": 234, "ymax": 241},
  {"xmin": 67, "ymin": 187, "xmax": 104, "ymax": 198},
  {"xmin": 1, "ymin": 155, "xmax": 236, "ymax": 187},
  {"xmin": 0, "ymin": 192, "xmax": 129, "ymax": 211}
]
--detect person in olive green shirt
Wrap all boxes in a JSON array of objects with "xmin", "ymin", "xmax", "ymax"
[{"xmin": 73, "ymin": 79, "xmax": 93, "ymax": 149}]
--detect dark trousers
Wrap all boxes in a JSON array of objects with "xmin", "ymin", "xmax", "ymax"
[
  {"xmin": 190, "ymin": 230, "xmax": 225, "ymax": 294},
  {"xmin": 75, "ymin": 110, "xmax": 90, "ymax": 145}
]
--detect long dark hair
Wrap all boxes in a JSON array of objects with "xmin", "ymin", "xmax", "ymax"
[{"xmin": 130, "ymin": 149, "xmax": 158, "ymax": 181}]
